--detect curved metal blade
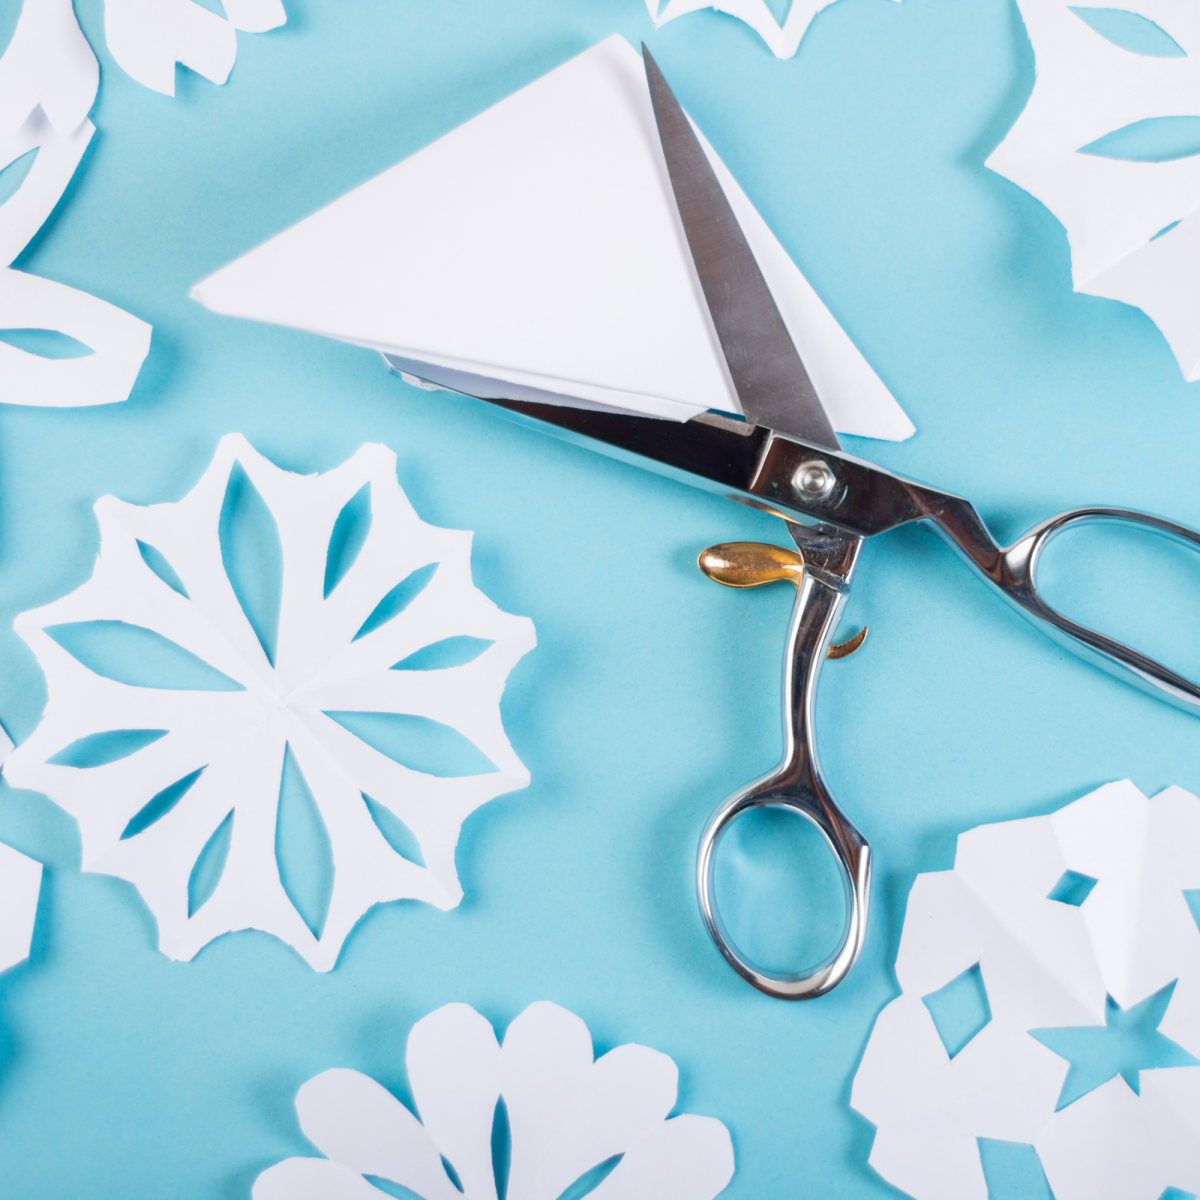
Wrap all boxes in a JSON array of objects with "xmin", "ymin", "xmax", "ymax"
[{"xmin": 643, "ymin": 46, "xmax": 839, "ymax": 451}]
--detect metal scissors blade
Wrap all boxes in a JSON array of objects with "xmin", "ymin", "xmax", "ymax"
[
  {"xmin": 392, "ymin": 46, "xmax": 1200, "ymax": 1001},
  {"xmin": 642, "ymin": 46, "xmax": 840, "ymax": 452}
]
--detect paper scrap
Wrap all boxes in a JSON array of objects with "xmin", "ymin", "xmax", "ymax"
[
  {"xmin": 988, "ymin": 1, "xmax": 1200, "ymax": 381},
  {"xmin": 102, "ymin": 0, "xmax": 285, "ymax": 97},
  {"xmin": 645, "ymin": 0, "xmax": 900, "ymax": 61},
  {"xmin": 0, "ymin": 841, "xmax": 41, "ymax": 973},
  {"xmin": 192, "ymin": 35, "xmax": 913, "ymax": 442},
  {"xmin": 851, "ymin": 779, "xmax": 1200, "ymax": 1200},
  {"xmin": 0, "ymin": 0, "xmax": 98, "ymax": 137},
  {"xmin": 253, "ymin": 1000, "xmax": 736, "ymax": 1200},
  {"xmin": 2, "ymin": 435, "xmax": 536, "ymax": 971},
  {"xmin": 0, "ymin": 0, "xmax": 151, "ymax": 407}
]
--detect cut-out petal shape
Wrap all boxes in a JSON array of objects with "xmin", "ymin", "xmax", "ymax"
[
  {"xmin": 219, "ymin": 463, "xmax": 283, "ymax": 667},
  {"xmin": 0, "ymin": 149, "xmax": 38, "ymax": 208},
  {"xmin": 325, "ymin": 484, "xmax": 372, "ymax": 599},
  {"xmin": 137, "ymin": 540, "xmax": 189, "ymax": 598},
  {"xmin": 1069, "ymin": 6, "xmax": 1186, "ymax": 57},
  {"xmin": 1079, "ymin": 115, "xmax": 1200, "ymax": 162},
  {"xmin": 0, "ymin": 326, "xmax": 94, "ymax": 358},
  {"xmin": 188, "ymin": 808, "xmax": 233, "ymax": 916},
  {"xmin": 362, "ymin": 793, "xmax": 425, "ymax": 867},
  {"xmin": 275, "ymin": 747, "xmax": 334, "ymax": 939},
  {"xmin": 3, "ymin": 435, "xmax": 536, "ymax": 971},
  {"xmin": 48, "ymin": 727, "xmax": 168, "ymax": 767},
  {"xmin": 0, "ymin": 840, "xmax": 42, "ymax": 973},
  {"xmin": 354, "ymin": 564, "xmax": 438, "ymax": 642},
  {"xmin": 852, "ymin": 780, "xmax": 1200, "ymax": 1200},
  {"xmin": 121, "ymin": 767, "xmax": 206, "ymax": 839},
  {"xmin": 391, "ymin": 636, "xmax": 494, "ymax": 672},
  {"xmin": 253, "ymin": 1002, "xmax": 735, "ymax": 1200},
  {"xmin": 46, "ymin": 620, "xmax": 246, "ymax": 691},
  {"xmin": 324, "ymin": 711, "xmax": 498, "ymax": 778},
  {"xmin": 0, "ymin": 6, "xmax": 151, "ymax": 408}
]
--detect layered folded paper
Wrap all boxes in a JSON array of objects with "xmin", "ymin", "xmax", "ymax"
[{"xmin": 192, "ymin": 35, "xmax": 913, "ymax": 441}]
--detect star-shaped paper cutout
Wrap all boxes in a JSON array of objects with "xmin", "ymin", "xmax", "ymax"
[{"xmin": 1031, "ymin": 980, "xmax": 1199, "ymax": 1110}]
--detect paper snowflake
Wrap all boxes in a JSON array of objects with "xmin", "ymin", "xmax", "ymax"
[
  {"xmin": 988, "ymin": 1, "xmax": 1200, "ymax": 379},
  {"xmin": 851, "ymin": 779, "xmax": 1200, "ymax": 1200},
  {"xmin": 3, "ymin": 435, "xmax": 536, "ymax": 970},
  {"xmin": 0, "ymin": 0, "xmax": 151, "ymax": 406},
  {"xmin": 254, "ymin": 1000, "xmax": 736, "ymax": 1200},
  {"xmin": 644, "ymin": 0, "xmax": 900, "ymax": 61},
  {"xmin": 103, "ymin": 0, "xmax": 286, "ymax": 96}
]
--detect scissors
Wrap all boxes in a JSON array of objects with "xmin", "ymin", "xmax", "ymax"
[{"xmin": 389, "ymin": 47, "xmax": 1200, "ymax": 999}]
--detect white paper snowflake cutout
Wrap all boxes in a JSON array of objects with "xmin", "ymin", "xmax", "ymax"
[
  {"xmin": 644, "ymin": 0, "xmax": 900, "ymax": 61},
  {"xmin": 254, "ymin": 1000, "xmax": 736, "ymax": 1200},
  {"xmin": 102, "ymin": 0, "xmax": 286, "ymax": 97},
  {"xmin": 2, "ymin": 435, "xmax": 537, "ymax": 971},
  {"xmin": 851, "ymin": 779, "xmax": 1200, "ymax": 1200},
  {"xmin": 988, "ymin": 1, "xmax": 1200, "ymax": 380}
]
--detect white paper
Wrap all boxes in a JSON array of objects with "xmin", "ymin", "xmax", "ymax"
[
  {"xmin": 253, "ymin": 1000, "xmax": 736, "ymax": 1200},
  {"xmin": 987, "ymin": 1, "xmax": 1200, "ymax": 380},
  {"xmin": 851, "ymin": 780, "xmax": 1200, "ymax": 1200},
  {"xmin": 102, "ymin": 0, "xmax": 285, "ymax": 97},
  {"xmin": 0, "ymin": 0, "xmax": 98, "ymax": 137},
  {"xmin": 645, "ymin": 0, "xmax": 900, "ymax": 61},
  {"xmin": 0, "ymin": 840, "xmax": 41, "ymax": 973},
  {"xmin": 1, "ymin": 435, "xmax": 537, "ymax": 971},
  {"xmin": 192, "ymin": 35, "xmax": 914, "ymax": 442},
  {"xmin": 0, "ymin": 1, "xmax": 152, "ymax": 407}
]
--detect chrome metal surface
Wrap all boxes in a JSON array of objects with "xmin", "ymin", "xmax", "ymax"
[
  {"xmin": 697, "ymin": 524, "xmax": 869, "ymax": 999},
  {"xmin": 430, "ymin": 382, "xmax": 1200, "ymax": 716},
  {"xmin": 697, "ymin": 541, "xmax": 806, "ymax": 589},
  {"xmin": 642, "ymin": 47, "xmax": 839, "ymax": 450},
  {"xmin": 794, "ymin": 460, "xmax": 836, "ymax": 500},
  {"xmin": 386, "ymin": 50, "xmax": 1200, "ymax": 1002}
]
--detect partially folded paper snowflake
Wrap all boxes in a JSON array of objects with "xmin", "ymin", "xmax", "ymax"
[
  {"xmin": 644, "ymin": 0, "xmax": 900, "ymax": 60},
  {"xmin": 103, "ymin": 0, "xmax": 286, "ymax": 96},
  {"xmin": 988, "ymin": 1, "xmax": 1200, "ymax": 380},
  {"xmin": 851, "ymin": 779, "xmax": 1200, "ymax": 1200},
  {"xmin": 3, "ymin": 435, "xmax": 536, "ymax": 970},
  {"xmin": 254, "ymin": 1000, "xmax": 735, "ymax": 1200},
  {"xmin": 0, "ymin": 0, "xmax": 151, "ymax": 406}
]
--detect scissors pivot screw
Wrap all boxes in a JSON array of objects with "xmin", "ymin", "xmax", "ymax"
[{"xmin": 793, "ymin": 461, "xmax": 836, "ymax": 500}]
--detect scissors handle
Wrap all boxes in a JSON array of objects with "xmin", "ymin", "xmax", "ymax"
[
  {"xmin": 928, "ymin": 501, "xmax": 1200, "ymax": 713},
  {"xmin": 696, "ymin": 524, "xmax": 870, "ymax": 1000}
]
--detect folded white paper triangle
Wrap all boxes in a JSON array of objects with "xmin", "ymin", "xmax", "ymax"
[{"xmin": 192, "ymin": 35, "xmax": 913, "ymax": 441}]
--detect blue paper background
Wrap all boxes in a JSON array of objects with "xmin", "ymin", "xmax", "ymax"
[{"xmin": 1, "ymin": 0, "xmax": 1198, "ymax": 1196}]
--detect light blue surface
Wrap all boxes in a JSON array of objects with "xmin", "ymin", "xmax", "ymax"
[{"xmin": 1, "ymin": 1, "xmax": 1199, "ymax": 1196}]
